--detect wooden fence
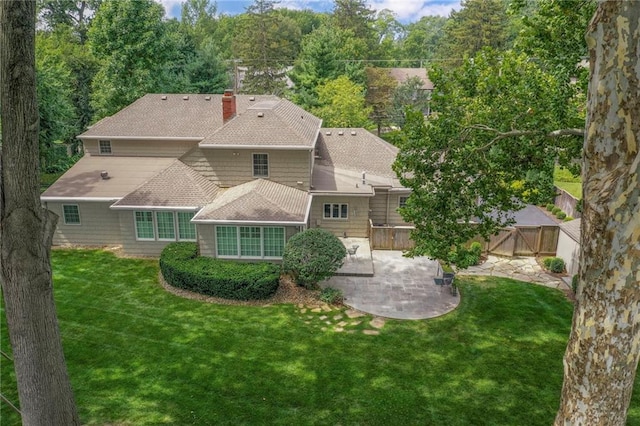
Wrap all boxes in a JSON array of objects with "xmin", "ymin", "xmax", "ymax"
[{"xmin": 370, "ymin": 221, "xmax": 559, "ymax": 257}]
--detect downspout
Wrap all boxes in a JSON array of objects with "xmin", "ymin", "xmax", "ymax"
[{"xmin": 385, "ymin": 191, "xmax": 390, "ymax": 225}]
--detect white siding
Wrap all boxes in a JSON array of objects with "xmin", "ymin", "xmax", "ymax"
[
  {"xmin": 557, "ymin": 230, "xmax": 580, "ymax": 276},
  {"xmin": 310, "ymin": 196, "xmax": 370, "ymax": 238},
  {"xmin": 84, "ymin": 138, "xmax": 198, "ymax": 157},
  {"xmin": 181, "ymin": 148, "xmax": 311, "ymax": 189},
  {"xmin": 47, "ymin": 201, "xmax": 122, "ymax": 246}
]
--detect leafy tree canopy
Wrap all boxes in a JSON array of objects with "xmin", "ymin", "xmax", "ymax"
[
  {"xmin": 311, "ymin": 75, "xmax": 372, "ymax": 128},
  {"xmin": 394, "ymin": 49, "xmax": 582, "ymax": 262}
]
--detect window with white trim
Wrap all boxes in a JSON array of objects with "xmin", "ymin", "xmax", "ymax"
[
  {"xmin": 156, "ymin": 211, "xmax": 176, "ymax": 240},
  {"xmin": 399, "ymin": 196, "xmax": 409, "ymax": 208},
  {"xmin": 252, "ymin": 153, "xmax": 269, "ymax": 177},
  {"xmin": 62, "ymin": 204, "xmax": 81, "ymax": 225},
  {"xmin": 323, "ymin": 203, "xmax": 348, "ymax": 219},
  {"xmin": 99, "ymin": 140, "xmax": 112, "ymax": 155},
  {"xmin": 216, "ymin": 226, "xmax": 285, "ymax": 258},
  {"xmin": 135, "ymin": 211, "xmax": 155, "ymax": 240},
  {"xmin": 177, "ymin": 212, "xmax": 196, "ymax": 241}
]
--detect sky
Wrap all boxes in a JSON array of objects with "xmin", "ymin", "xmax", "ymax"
[{"xmin": 158, "ymin": 0, "xmax": 462, "ymax": 24}]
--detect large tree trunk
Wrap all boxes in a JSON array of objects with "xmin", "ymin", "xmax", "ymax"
[
  {"xmin": 555, "ymin": 1, "xmax": 640, "ymax": 424},
  {"xmin": 0, "ymin": 1, "xmax": 80, "ymax": 424}
]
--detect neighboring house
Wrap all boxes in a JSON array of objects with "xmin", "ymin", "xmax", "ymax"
[
  {"xmin": 41, "ymin": 91, "xmax": 411, "ymax": 259},
  {"xmin": 386, "ymin": 68, "xmax": 434, "ymax": 92},
  {"xmin": 557, "ymin": 219, "xmax": 581, "ymax": 276}
]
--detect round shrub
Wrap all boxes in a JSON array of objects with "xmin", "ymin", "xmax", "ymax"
[
  {"xmin": 551, "ymin": 206, "xmax": 561, "ymax": 214},
  {"xmin": 319, "ymin": 287, "xmax": 344, "ymax": 305},
  {"xmin": 556, "ymin": 211, "xmax": 567, "ymax": 220},
  {"xmin": 283, "ymin": 228, "xmax": 347, "ymax": 289},
  {"xmin": 543, "ymin": 256, "xmax": 565, "ymax": 273},
  {"xmin": 546, "ymin": 203, "xmax": 555, "ymax": 211},
  {"xmin": 160, "ymin": 242, "xmax": 280, "ymax": 300},
  {"xmin": 564, "ymin": 216, "xmax": 574, "ymax": 222}
]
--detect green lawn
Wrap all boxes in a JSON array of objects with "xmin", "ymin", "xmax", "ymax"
[
  {"xmin": 2, "ymin": 250, "xmax": 638, "ymax": 425},
  {"xmin": 554, "ymin": 166, "xmax": 582, "ymax": 199}
]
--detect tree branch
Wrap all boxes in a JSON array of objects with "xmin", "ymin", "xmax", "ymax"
[{"xmin": 548, "ymin": 128, "xmax": 585, "ymax": 137}]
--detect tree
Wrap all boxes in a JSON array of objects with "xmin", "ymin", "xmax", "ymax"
[
  {"xmin": 88, "ymin": 0, "xmax": 170, "ymax": 119},
  {"xmin": 435, "ymin": 0, "xmax": 510, "ymax": 68},
  {"xmin": 180, "ymin": 0, "xmax": 217, "ymax": 48},
  {"xmin": 365, "ymin": 67, "xmax": 397, "ymax": 135},
  {"xmin": 0, "ymin": 1, "xmax": 80, "ymax": 424},
  {"xmin": 399, "ymin": 16, "xmax": 447, "ymax": 67},
  {"xmin": 233, "ymin": 0, "xmax": 300, "ymax": 95},
  {"xmin": 389, "ymin": 76, "xmax": 431, "ymax": 128},
  {"xmin": 311, "ymin": 76, "xmax": 372, "ymax": 128},
  {"xmin": 555, "ymin": 2, "xmax": 640, "ymax": 423},
  {"xmin": 393, "ymin": 49, "xmax": 575, "ymax": 261},
  {"xmin": 331, "ymin": 0, "xmax": 376, "ymax": 54},
  {"xmin": 37, "ymin": 0, "xmax": 102, "ymax": 43},
  {"xmin": 282, "ymin": 229, "xmax": 347, "ymax": 289}
]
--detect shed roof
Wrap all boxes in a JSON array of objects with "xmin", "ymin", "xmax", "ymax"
[
  {"xmin": 80, "ymin": 94, "xmax": 276, "ymax": 139},
  {"xmin": 559, "ymin": 218, "xmax": 581, "ymax": 242},
  {"xmin": 111, "ymin": 160, "xmax": 219, "ymax": 209},
  {"xmin": 199, "ymin": 99, "xmax": 321, "ymax": 149},
  {"xmin": 41, "ymin": 156, "xmax": 175, "ymax": 200},
  {"xmin": 193, "ymin": 179, "xmax": 310, "ymax": 224}
]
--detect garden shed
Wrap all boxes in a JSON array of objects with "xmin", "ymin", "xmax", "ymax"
[{"xmin": 557, "ymin": 219, "xmax": 581, "ymax": 276}]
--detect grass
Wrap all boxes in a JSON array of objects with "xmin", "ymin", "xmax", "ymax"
[
  {"xmin": 2, "ymin": 249, "xmax": 639, "ymax": 425},
  {"xmin": 554, "ymin": 166, "xmax": 582, "ymax": 199}
]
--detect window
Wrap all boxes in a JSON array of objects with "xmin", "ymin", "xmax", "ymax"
[
  {"xmin": 62, "ymin": 205, "xmax": 80, "ymax": 225},
  {"xmin": 263, "ymin": 227, "xmax": 285, "ymax": 257},
  {"xmin": 240, "ymin": 226, "xmax": 261, "ymax": 257},
  {"xmin": 323, "ymin": 203, "xmax": 348, "ymax": 219},
  {"xmin": 156, "ymin": 211, "xmax": 176, "ymax": 240},
  {"xmin": 216, "ymin": 226, "xmax": 238, "ymax": 256},
  {"xmin": 216, "ymin": 226, "xmax": 285, "ymax": 258},
  {"xmin": 135, "ymin": 211, "xmax": 155, "ymax": 240},
  {"xmin": 177, "ymin": 212, "xmax": 196, "ymax": 241},
  {"xmin": 253, "ymin": 153, "xmax": 269, "ymax": 177},
  {"xmin": 99, "ymin": 140, "xmax": 112, "ymax": 155},
  {"xmin": 399, "ymin": 196, "xmax": 409, "ymax": 208}
]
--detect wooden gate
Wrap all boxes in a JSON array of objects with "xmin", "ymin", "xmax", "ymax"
[
  {"xmin": 369, "ymin": 223, "xmax": 415, "ymax": 250},
  {"xmin": 486, "ymin": 225, "xmax": 558, "ymax": 257}
]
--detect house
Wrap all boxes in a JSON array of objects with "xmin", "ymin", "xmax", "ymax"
[{"xmin": 41, "ymin": 91, "xmax": 411, "ymax": 259}]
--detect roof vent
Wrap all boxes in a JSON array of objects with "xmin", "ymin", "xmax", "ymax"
[
  {"xmin": 161, "ymin": 95, "xmax": 167, "ymax": 100},
  {"xmin": 249, "ymin": 96, "xmax": 255, "ymax": 101},
  {"xmin": 338, "ymin": 131, "xmax": 344, "ymax": 136},
  {"xmin": 362, "ymin": 171, "xmax": 366, "ymax": 185},
  {"xmin": 325, "ymin": 131, "xmax": 332, "ymax": 136},
  {"xmin": 183, "ymin": 96, "xmax": 189, "ymax": 100},
  {"xmin": 204, "ymin": 96, "xmax": 211, "ymax": 101},
  {"xmin": 100, "ymin": 171, "xmax": 110, "ymax": 180},
  {"xmin": 351, "ymin": 131, "xmax": 357, "ymax": 136},
  {"xmin": 257, "ymin": 112, "xmax": 264, "ymax": 117}
]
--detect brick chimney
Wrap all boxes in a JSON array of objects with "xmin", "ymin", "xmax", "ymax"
[{"xmin": 222, "ymin": 89, "xmax": 236, "ymax": 123}]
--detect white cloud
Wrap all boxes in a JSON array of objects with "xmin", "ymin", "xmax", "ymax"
[
  {"xmin": 158, "ymin": 0, "xmax": 183, "ymax": 17},
  {"xmin": 368, "ymin": 0, "xmax": 461, "ymax": 21}
]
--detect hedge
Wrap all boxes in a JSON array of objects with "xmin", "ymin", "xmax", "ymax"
[{"xmin": 160, "ymin": 242, "xmax": 280, "ymax": 300}]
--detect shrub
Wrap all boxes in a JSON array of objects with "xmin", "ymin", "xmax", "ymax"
[
  {"xmin": 576, "ymin": 198, "xmax": 583, "ymax": 213},
  {"xmin": 282, "ymin": 228, "xmax": 347, "ymax": 289},
  {"xmin": 543, "ymin": 256, "xmax": 565, "ymax": 273},
  {"xmin": 448, "ymin": 242, "xmax": 482, "ymax": 269},
  {"xmin": 564, "ymin": 216, "xmax": 574, "ymax": 222},
  {"xmin": 546, "ymin": 203, "xmax": 555, "ymax": 211},
  {"xmin": 160, "ymin": 242, "xmax": 280, "ymax": 300},
  {"xmin": 551, "ymin": 206, "xmax": 561, "ymax": 214},
  {"xmin": 556, "ymin": 211, "xmax": 567, "ymax": 220},
  {"xmin": 319, "ymin": 287, "xmax": 344, "ymax": 305}
]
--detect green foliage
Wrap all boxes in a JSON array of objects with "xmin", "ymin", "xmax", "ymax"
[
  {"xmin": 556, "ymin": 211, "xmax": 567, "ymax": 220},
  {"xmin": 546, "ymin": 203, "xmax": 555, "ymax": 211},
  {"xmin": 448, "ymin": 241, "xmax": 482, "ymax": 270},
  {"xmin": 311, "ymin": 76, "xmax": 373, "ymax": 128},
  {"xmin": 365, "ymin": 67, "xmax": 397, "ymax": 134},
  {"xmin": 551, "ymin": 207, "xmax": 561, "ymax": 215},
  {"xmin": 389, "ymin": 77, "xmax": 432, "ymax": 128},
  {"xmin": 160, "ymin": 242, "xmax": 280, "ymax": 300},
  {"xmin": 319, "ymin": 287, "xmax": 344, "ymax": 305},
  {"xmin": 543, "ymin": 257, "xmax": 565, "ymax": 273},
  {"xmin": 564, "ymin": 216, "xmax": 574, "ymax": 222},
  {"xmin": 394, "ymin": 49, "xmax": 570, "ymax": 261},
  {"xmin": 572, "ymin": 274, "xmax": 579, "ymax": 294},
  {"xmin": 399, "ymin": 15, "xmax": 447, "ymax": 67},
  {"xmin": 282, "ymin": 229, "xmax": 347, "ymax": 289}
]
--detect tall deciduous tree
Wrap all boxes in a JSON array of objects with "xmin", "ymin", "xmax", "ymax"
[
  {"xmin": 88, "ymin": 0, "xmax": 169, "ymax": 119},
  {"xmin": 399, "ymin": 15, "xmax": 447, "ymax": 67},
  {"xmin": 311, "ymin": 76, "xmax": 372, "ymax": 128},
  {"xmin": 555, "ymin": 2, "xmax": 640, "ymax": 423},
  {"xmin": 0, "ymin": 1, "xmax": 80, "ymax": 424},
  {"xmin": 37, "ymin": 0, "xmax": 102, "ymax": 43}
]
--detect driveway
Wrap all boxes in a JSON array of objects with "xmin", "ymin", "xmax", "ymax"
[{"xmin": 322, "ymin": 250, "xmax": 460, "ymax": 320}]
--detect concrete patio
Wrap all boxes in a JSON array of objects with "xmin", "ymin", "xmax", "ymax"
[{"xmin": 336, "ymin": 237, "xmax": 374, "ymax": 277}]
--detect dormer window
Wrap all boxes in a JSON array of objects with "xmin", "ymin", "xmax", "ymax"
[
  {"xmin": 253, "ymin": 153, "xmax": 269, "ymax": 178},
  {"xmin": 99, "ymin": 140, "xmax": 112, "ymax": 155}
]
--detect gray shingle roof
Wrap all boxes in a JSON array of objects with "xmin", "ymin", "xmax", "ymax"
[
  {"xmin": 80, "ymin": 94, "xmax": 277, "ymax": 139},
  {"xmin": 41, "ymin": 156, "xmax": 176, "ymax": 199},
  {"xmin": 315, "ymin": 129, "xmax": 402, "ymax": 186},
  {"xmin": 193, "ymin": 179, "xmax": 310, "ymax": 223},
  {"xmin": 111, "ymin": 160, "xmax": 219, "ymax": 208},
  {"xmin": 559, "ymin": 218, "xmax": 581, "ymax": 242},
  {"xmin": 199, "ymin": 99, "xmax": 321, "ymax": 148},
  {"xmin": 386, "ymin": 68, "xmax": 434, "ymax": 90}
]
